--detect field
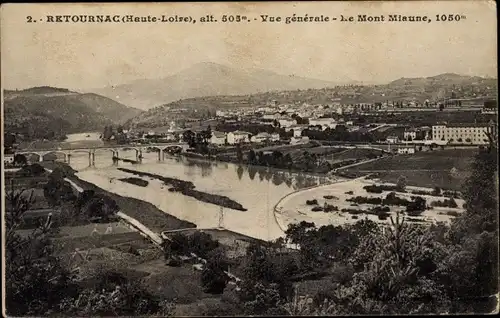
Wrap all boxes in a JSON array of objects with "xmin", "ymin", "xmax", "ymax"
[
  {"xmin": 285, "ymin": 146, "xmax": 348, "ymax": 162},
  {"xmin": 348, "ymin": 149, "xmax": 477, "ymax": 190},
  {"xmin": 325, "ymin": 148, "xmax": 384, "ymax": 163},
  {"xmin": 6, "ymin": 164, "xmax": 250, "ymax": 316},
  {"xmin": 65, "ymin": 172, "xmax": 197, "ymax": 232},
  {"xmin": 135, "ymin": 258, "xmax": 241, "ymax": 316}
]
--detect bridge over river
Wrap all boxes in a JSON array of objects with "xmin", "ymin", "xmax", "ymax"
[{"xmin": 15, "ymin": 143, "xmax": 189, "ymax": 167}]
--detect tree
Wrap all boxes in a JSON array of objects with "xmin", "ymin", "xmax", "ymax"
[
  {"xmin": 60, "ymin": 268, "xmax": 172, "ymax": 316},
  {"xmin": 284, "ymin": 221, "xmax": 316, "ymax": 246},
  {"xmin": 74, "ymin": 190, "xmax": 118, "ymax": 222},
  {"xmin": 103, "ymin": 126, "xmax": 114, "ymax": 140},
  {"xmin": 284, "ymin": 153, "xmax": 293, "ymax": 170},
  {"xmin": 236, "ymin": 143, "xmax": 243, "ymax": 163},
  {"xmin": 201, "ymin": 248, "xmax": 229, "ymax": 294},
  {"xmin": 396, "ymin": 175, "xmax": 407, "ymax": 192},
  {"xmin": 4, "ymin": 133, "xmax": 16, "ymax": 153},
  {"xmin": 182, "ymin": 130, "xmax": 196, "ymax": 148},
  {"xmin": 271, "ymin": 150, "xmax": 283, "ymax": 167},
  {"xmin": 5, "ymin": 186, "xmax": 79, "ymax": 316},
  {"xmin": 406, "ymin": 196, "xmax": 426, "ymax": 213},
  {"xmin": 337, "ymin": 212, "xmax": 450, "ymax": 314},
  {"xmin": 432, "ymin": 187, "xmax": 442, "ymax": 196},
  {"xmin": 44, "ymin": 168, "xmax": 77, "ymax": 207},
  {"xmin": 13, "ymin": 153, "xmax": 27, "ymax": 166},
  {"xmin": 202, "ymin": 125, "xmax": 212, "ymax": 145},
  {"xmin": 237, "ymin": 165, "xmax": 244, "ymax": 180},
  {"xmin": 248, "ymin": 150, "xmax": 257, "ymax": 164}
]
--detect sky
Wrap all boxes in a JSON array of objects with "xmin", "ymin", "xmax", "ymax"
[{"xmin": 1, "ymin": 1, "xmax": 497, "ymax": 90}]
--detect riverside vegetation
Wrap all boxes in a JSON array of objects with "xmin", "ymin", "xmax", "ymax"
[{"xmin": 117, "ymin": 167, "xmax": 247, "ymax": 211}]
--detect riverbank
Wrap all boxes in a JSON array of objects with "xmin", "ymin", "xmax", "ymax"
[
  {"xmin": 41, "ymin": 162, "xmax": 197, "ymax": 233},
  {"xmin": 118, "ymin": 167, "xmax": 248, "ymax": 211}
]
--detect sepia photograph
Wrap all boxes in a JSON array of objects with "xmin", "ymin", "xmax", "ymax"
[{"xmin": 1, "ymin": 1, "xmax": 498, "ymax": 316}]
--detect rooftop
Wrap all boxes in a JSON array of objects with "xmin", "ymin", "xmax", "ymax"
[
  {"xmin": 212, "ymin": 131, "xmax": 226, "ymax": 138},
  {"xmin": 231, "ymin": 130, "xmax": 251, "ymax": 135},
  {"xmin": 435, "ymin": 123, "xmax": 492, "ymax": 128}
]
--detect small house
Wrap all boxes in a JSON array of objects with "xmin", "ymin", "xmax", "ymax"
[{"xmin": 227, "ymin": 131, "xmax": 250, "ymax": 144}]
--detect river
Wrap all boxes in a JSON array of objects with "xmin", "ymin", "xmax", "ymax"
[
  {"xmin": 65, "ymin": 135, "xmax": 333, "ymax": 241},
  {"xmin": 65, "ymin": 132, "xmax": 102, "ymax": 143}
]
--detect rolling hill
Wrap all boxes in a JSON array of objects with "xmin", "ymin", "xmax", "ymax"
[
  {"xmin": 3, "ymin": 87, "xmax": 142, "ymax": 140},
  {"xmin": 91, "ymin": 62, "xmax": 340, "ymax": 110},
  {"xmin": 388, "ymin": 73, "xmax": 490, "ymax": 88},
  {"xmin": 125, "ymin": 73, "xmax": 496, "ymax": 128}
]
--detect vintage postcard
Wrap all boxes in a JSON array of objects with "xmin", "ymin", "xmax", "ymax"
[{"xmin": 1, "ymin": 1, "xmax": 498, "ymax": 316}]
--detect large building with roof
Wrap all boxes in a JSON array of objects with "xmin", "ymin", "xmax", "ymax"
[{"xmin": 432, "ymin": 123, "xmax": 493, "ymax": 145}]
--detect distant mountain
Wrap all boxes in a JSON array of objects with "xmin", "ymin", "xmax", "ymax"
[
  {"xmin": 91, "ymin": 62, "xmax": 342, "ymax": 110},
  {"xmin": 3, "ymin": 87, "xmax": 142, "ymax": 139}
]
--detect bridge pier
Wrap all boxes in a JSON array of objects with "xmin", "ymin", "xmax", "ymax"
[
  {"xmin": 88, "ymin": 152, "xmax": 96, "ymax": 167},
  {"xmin": 136, "ymin": 149, "xmax": 143, "ymax": 163},
  {"xmin": 112, "ymin": 150, "xmax": 119, "ymax": 166},
  {"xmin": 157, "ymin": 149, "xmax": 164, "ymax": 162}
]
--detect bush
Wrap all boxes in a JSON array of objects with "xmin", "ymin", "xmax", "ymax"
[
  {"xmin": 118, "ymin": 177, "xmax": 149, "ymax": 187},
  {"xmin": 201, "ymin": 249, "xmax": 229, "ymax": 294},
  {"xmin": 446, "ymin": 210, "xmax": 460, "ymax": 217},
  {"xmin": 345, "ymin": 191, "xmax": 354, "ymax": 195},
  {"xmin": 396, "ymin": 175, "xmax": 407, "ymax": 192},
  {"xmin": 323, "ymin": 195, "xmax": 338, "ymax": 200},
  {"xmin": 383, "ymin": 192, "xmax": 411, "ymax": 206},
  {"xmin": 311, "ymin": 206, "xmax": 324, "ymax": 212},
  {"xmin": 411, "ymin": 190, "xmax": 432, "ymax": 196},
  {"xmin": 368, "ymin": 206, "xmax": 390, "ymax": 216},
  {"xmin": 323, "ymin": 204, "xmax": 339, "ymax": 212},
  {"xmin": 15, "ymin": 163, "xmax": 46, "ymax": 177},
  {"xmin": 363, "ymin": 184, "xmax": 400, "ymax": 194},
  {"xmin": 406, "ymin": 196, "xmax": 427, "ymax": 212},
  {"xmin": 442, "ymin": 190, "xmax": 461, "ymax": 199},
  {"xmin": 351, "ymin": 215, "xmax": 358, "ymax": 219},
  {"xmin": 166, "ymin": 257, "xmax": 182, "ymax": 267},
  {"xmin": 306, "ymin": 199, "xmax": 319, "ymax": 205},
  {"xmin": 188, "ymin": 232, "xmax": 221, "ymax": 259},
  {"xmin": 341, "ymin": 208, "xmax": 365, "ymax": 215},
  {"xmin": 347, "ymin": 196, "xmax": 383, "ymax": 205},
  {"xmin": 431, "ymin": 187, "xmax": 442, "ymax": 196},
  {"xmin": 406, "ymin": 210, "xmax": 424, "ymax": 217},
  {"xmin": 363, "ymin": 185, "xmax": 383, "ymax": 194},
  {"xmin": 431, "ymin": 198, "xmax": 458, "ymax": 208},
  {"xmin": 378, "ymin": 214, "xmax": 389, "ymax": 220}
]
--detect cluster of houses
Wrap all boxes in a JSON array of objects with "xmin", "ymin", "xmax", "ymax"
[{"xmin": 209, "ymin": 131, "xmax": 281, "ymax": 145}]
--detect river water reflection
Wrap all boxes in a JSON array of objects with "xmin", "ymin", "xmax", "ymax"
[{"xmin": 68, "ymin": 149, "xmax": 333, "ymax": 241}]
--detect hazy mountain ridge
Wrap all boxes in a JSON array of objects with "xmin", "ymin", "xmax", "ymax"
[
  {"xmin": 3, "ymin": 88, "xmax": 142, "ymax": 138},
  {"xmin": 91, "ymin": 62, "xmax": 341, "ymax": 110}
]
